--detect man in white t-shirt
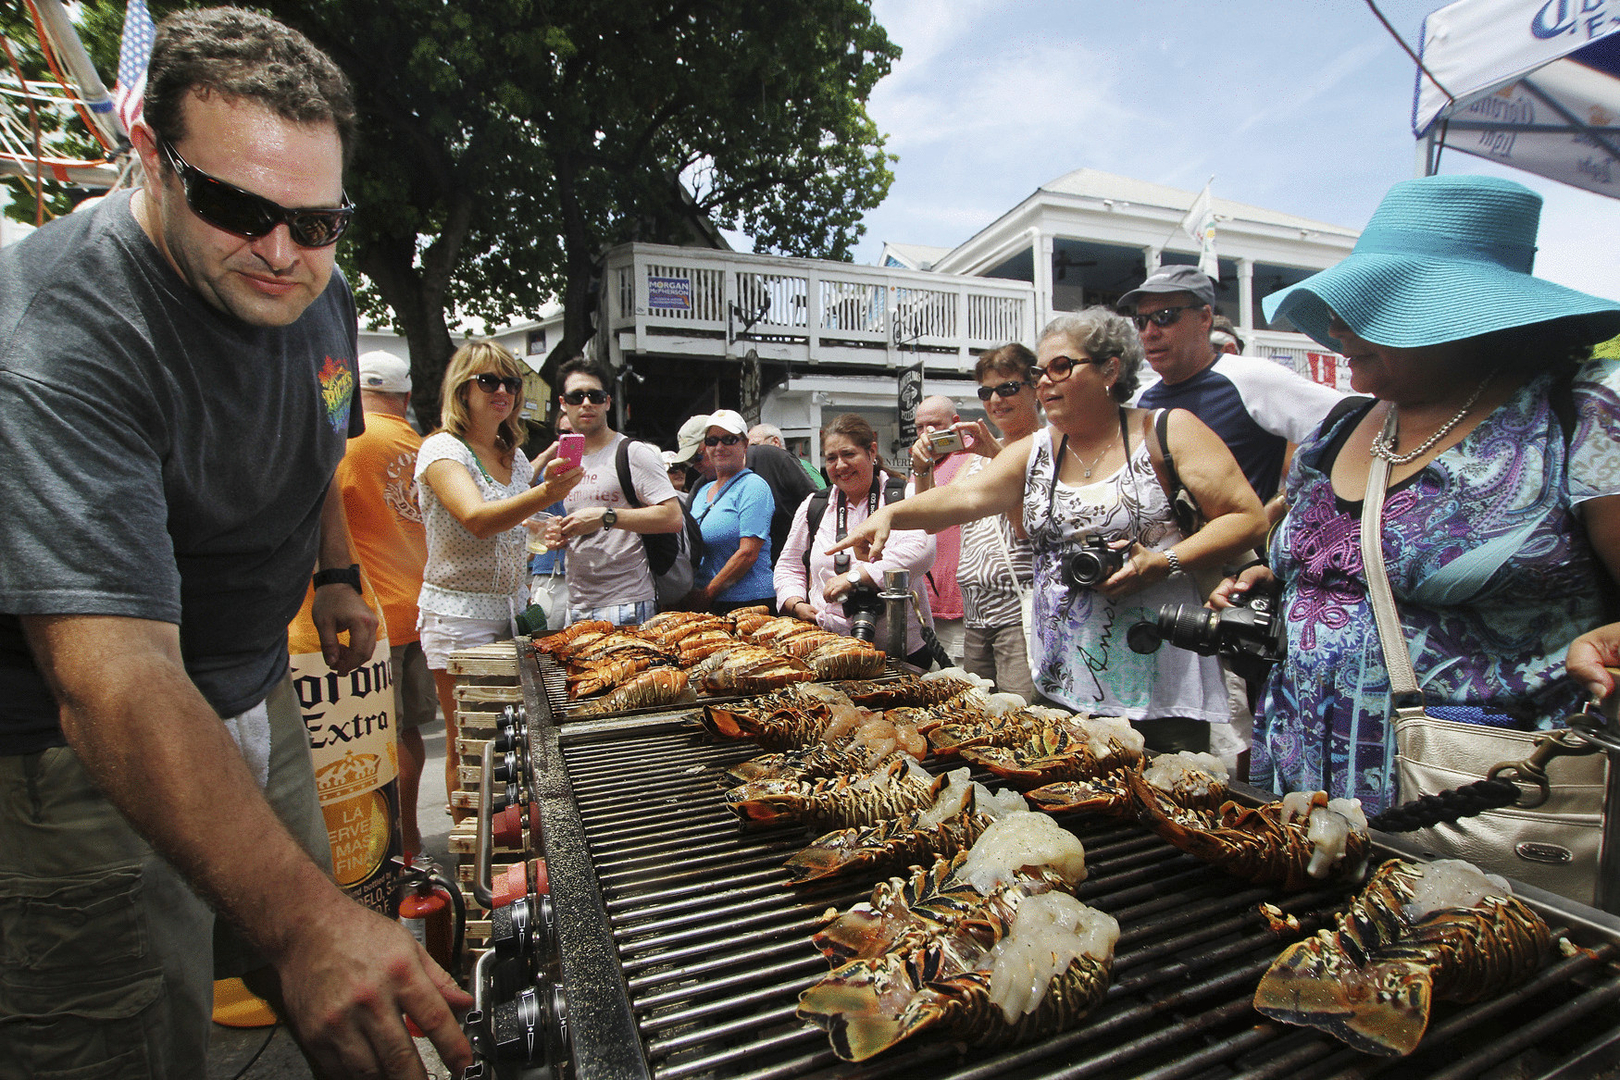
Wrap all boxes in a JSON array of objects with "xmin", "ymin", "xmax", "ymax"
[{"xmin": 548, "ymin": 359, "xmax": 682, "ymax": 625}]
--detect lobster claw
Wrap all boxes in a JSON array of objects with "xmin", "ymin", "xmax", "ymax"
[{"xmin": 1484, "ymin": 727, "xmax": 1599, "ymax": 809}]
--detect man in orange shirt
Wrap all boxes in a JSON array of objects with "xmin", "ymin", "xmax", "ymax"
[{"xmin": 337, "ymin": 351, "xmax": 435, "ymax": 858}]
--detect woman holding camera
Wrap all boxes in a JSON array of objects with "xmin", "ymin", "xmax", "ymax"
[
  {"xmin": 1216, "ymin": 175, "xmax": 1620, "ymax": 813},
  {"xmin": 774, "ymin": 414, "xmax": 937, "ymax": 663},
  {"xmin": 833, "ymin": 311, "xmax": 1266, "ymax": 747}
]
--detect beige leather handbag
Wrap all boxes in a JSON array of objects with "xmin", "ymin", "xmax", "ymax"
[{"xmin": 1362, "ymin": 413, "xmax": 1607, "ymax": 904}]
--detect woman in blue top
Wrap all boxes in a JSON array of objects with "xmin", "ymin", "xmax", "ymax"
[{"xmin": 690, "ymin": 410, "xmax": 776, "ymax": 612}]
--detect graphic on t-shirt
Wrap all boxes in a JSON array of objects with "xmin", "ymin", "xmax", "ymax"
[
  {"xmin": 318, "ymin": 356, "xmax": 355, "ymax": 434},
  {"xmin": 385, "ymin": 450, "xmax": 422, "ymax": 524}
]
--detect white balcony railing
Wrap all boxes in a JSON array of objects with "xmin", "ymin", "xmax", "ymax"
[{"xmin": 602, "ymin": 242, "xmax": 1038, "ymax": 373}]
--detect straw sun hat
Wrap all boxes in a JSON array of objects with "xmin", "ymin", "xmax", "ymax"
[{"xmin": 1263, "ymin": 174, "xmax": 1620, "ymax": 352}]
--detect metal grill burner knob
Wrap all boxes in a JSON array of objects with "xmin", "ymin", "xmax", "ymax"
[
  {"xmin": 491, "ymin": 984, "xmax": 568, "ymax": 1070},
  {"xmin": 490, "ymin": 893, "xmax": 557, "ymax": 974},
  {"xmin": 496, "ymin": 704, "xmax": 527, "ymax": 744}
]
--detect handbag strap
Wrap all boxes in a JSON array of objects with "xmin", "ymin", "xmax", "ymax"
[{"xmin": 1359, "ymin": 409, "xmax": 1428, "ymax": 719}]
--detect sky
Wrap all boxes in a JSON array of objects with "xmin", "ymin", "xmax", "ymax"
[{"xmin": 848, "ymin": 0, "xmax": 1620, "ymax": 301}]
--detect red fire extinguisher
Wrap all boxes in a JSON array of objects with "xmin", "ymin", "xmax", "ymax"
[{"xmin": 397, "ymin": 856, "xmax": 466, "ymax": 980}]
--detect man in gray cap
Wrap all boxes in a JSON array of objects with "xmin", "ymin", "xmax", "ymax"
[{"xmin": 1124, "ymin": 266, "xmax": 1343, "ymax": 515}]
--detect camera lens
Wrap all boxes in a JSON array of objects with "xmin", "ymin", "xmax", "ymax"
[
  {"xmin": 1066, "ymin": 550, "xmax": 1107, "ymax": 588},
  {"xmin": 1156, "ymin": 603, "xmax": 1223, "ymax": 656}
]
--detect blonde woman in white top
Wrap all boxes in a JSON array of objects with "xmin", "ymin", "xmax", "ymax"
[{"xmin": 415, "ymin": 341, "xmax": 580, "ymax": 813}]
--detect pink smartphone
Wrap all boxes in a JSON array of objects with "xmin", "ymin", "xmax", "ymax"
[{"xmin": 556, "ymin": 433, "xmax": 585, "ymax": 471}]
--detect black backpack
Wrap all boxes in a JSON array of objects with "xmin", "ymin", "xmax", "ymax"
[
  {"xmin": 801, "ymin": 475, "xmax": 908, "ymax": 572},
  {"xmin": 615, "ymin": 438, "xmax": 703, "ymax": 578}
]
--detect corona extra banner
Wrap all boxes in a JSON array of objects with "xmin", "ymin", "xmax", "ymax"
[{"xmin": 287, "ymin": 576, "xmax": 403, "ymax": 917}]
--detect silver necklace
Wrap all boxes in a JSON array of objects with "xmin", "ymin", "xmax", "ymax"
[
  {"xmin": 1066, "ymin": 434, "xmax": 1115, "ymax": 478},
  {"xmin": 1369, "ymin": 372, "xmax": 1496, "ymax": 466}
]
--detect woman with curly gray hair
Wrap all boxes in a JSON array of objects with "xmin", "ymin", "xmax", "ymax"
[{"xmin": 833, "ymin": 308, "xmax": 1265, "ymax": 749}]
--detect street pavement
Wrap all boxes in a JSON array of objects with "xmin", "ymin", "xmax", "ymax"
[{"xmin": 207, "ymin": 716, "xmax": 458, "ymax": 1079}]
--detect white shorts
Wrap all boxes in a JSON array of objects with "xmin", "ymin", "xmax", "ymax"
[{"xmin": 417, "ymin": 610, "xmax": 513, "ymax": 671}]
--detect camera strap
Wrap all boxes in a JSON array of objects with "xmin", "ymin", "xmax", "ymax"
[
  {"xmin": 833, "ymin": 474, "xmax": 882, "ymax": 573},
  {"xmin": 1043, "ymin": 410, "xmax": 1140, "ymax": 543}
]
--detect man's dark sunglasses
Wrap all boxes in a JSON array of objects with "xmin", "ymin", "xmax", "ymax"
[
  {"xmin": 561, "ymin": 388, "xmax": 609, "ymax": 405},
  {"xmin": 704, "ymin": 434, "xmax": 743, "ymax": 447},
  {"xmin": 1131, "ymin": 304, "xmax": 1204, "ymax": 331},
  {"xmin": 471, "ymin": 373, "xmax": 523, "ymax": 394},
  {"xmin": 157, "ymin": 136, "xmax": 353, "ymax": 248},
  {"xmin": 1033, "ymin": 355, "xmax": 1106, "ymax": 383},
  {"xmin": 977, "ymin": 379, "xmax": 1032, "ymax": 401}
]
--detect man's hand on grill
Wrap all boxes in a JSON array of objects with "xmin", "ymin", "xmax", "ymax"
[{"xmin": 272, "ymin": 895, "xmax": 474, "ymax": 1079}]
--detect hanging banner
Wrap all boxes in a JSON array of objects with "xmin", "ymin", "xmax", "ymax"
[{"xmin": 897, "ymin": 361, "xmax": 924, "ymax": 449}]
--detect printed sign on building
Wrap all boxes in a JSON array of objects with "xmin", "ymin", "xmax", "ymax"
[{"xmin": 648, "ymin": 276, "xmax": 693, "ymax": 311}]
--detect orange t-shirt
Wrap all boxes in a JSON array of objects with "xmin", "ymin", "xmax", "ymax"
[{"xmin": 336, "ymin": 412, "xmax": 428, "ymax": 643}]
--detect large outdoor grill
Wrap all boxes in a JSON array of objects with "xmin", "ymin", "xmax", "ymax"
[{"xmin": 467, "ymin": 644, "xmax": 1620, "ymax": 1080}]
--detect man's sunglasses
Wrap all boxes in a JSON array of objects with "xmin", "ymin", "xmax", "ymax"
[
  {"xmin": 1131, "ymin": 304, "xmax": 1204, "ymax": 331},
  {"xmin": 704, "ymin": 434, "xmax": 743, "ymax": 447},
  {"xmin": 1033, "ymin": 355, "xmax": 1107, "ymax": 383},
  {"xmin": 470, "ymin": 373, "xmax": 523, "ymax": 394},
  {"xmin": 561, "ymin": 389, "xmax": 609, "ymax": 405},
  {"xmin": 977, "ymin": 379, "xmax": 1032, "ymax": 401},
  {"xmin": 157, "ymin": 136, "xmax": 353, "ymax": 248}
]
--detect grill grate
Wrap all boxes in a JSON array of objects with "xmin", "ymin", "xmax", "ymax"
[{"xmin": 517, "ymin": 640, "xmax": 1620, "ymax": 1080}]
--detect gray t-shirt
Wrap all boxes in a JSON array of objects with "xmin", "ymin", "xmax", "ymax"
[
  {"xmin": 0, "ymin": 191, "xmax": 360, "ymax": 754},
  {"xmin": 562, "ymin": 434, "xmax": 678, "ymax": 608}
]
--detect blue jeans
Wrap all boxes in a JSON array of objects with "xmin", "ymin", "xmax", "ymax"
[{"xmin": 568, "ymin": 599, "xmax": 657, "ymax": 627}]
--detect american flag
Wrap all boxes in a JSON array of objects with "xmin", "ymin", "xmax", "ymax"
[{"xmin": 112, "ymin": 0, "xmax": 155, "ymax": 135}]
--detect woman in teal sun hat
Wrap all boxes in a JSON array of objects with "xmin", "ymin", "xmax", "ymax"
[{"xmin": 1215, "ymin": 172, "xmax": 1620, "ymax": 816}]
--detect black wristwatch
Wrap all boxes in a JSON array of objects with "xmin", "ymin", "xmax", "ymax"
[
  {"xmin": 601, "ymin": 508, "xmax": 618, "ymax": 530},
  {"xmin": 313, "ymin": 563, "xmax": 363, "ymax": 594}
]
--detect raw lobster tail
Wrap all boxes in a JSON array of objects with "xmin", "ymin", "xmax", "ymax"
[
  {"xmin": 800, "ymin": 888, "xmax": 1117, "ymax": 1061},
  {"xmin": 724, "ymin": 756, "xmax": 936, "ymax": 830},
  {"xmin": 1253, "ymin": 858, "xmax": 1553, "ymax": 1056},
  {"xmin": 572, "ymin": 668, "xmax": 694, "ymax": 717},
  {"xmin": 1127, "ymin": 759, "xmax": 1370, "ymax": 890}
]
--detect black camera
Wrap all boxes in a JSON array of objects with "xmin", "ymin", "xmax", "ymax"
[
  {"xmin": 1127, "ymin": 583, "xmax": 1285, "ymax": 676},
  {"xmin": 842, "ymin": 583, "xmax": 884, "ymax": 643},
  {"xmin": 1063, "ymin": 535, "xmax": 1125, "ymax": 590}
]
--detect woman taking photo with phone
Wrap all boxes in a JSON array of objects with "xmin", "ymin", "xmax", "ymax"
[{"xmin": 415, "ymin": 340, "xmax": 582, "ymax": 813}]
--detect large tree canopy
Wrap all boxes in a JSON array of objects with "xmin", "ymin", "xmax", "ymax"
[
  {"xmin": 262, "ymin": 0, "xmax": 899, "ymax": 422},
  {"xmin": 6, "ymin": 0, "xmax": 898, "ymax": 423}
]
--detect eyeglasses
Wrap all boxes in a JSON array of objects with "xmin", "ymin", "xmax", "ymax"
[
  {"xmin": 977, "ymin": 379, "xmax": 1032, "ymax": 402},
  {"xmin": 470, "ymin": 373, "xmax": 523, "ymax": 394},
  {"xmin": 704, "ymin": 434, "xmax": 743, "ymax": 447},
  {"xmin": 561, "ymin": 389, "xmax": 609, "ymax": 405},
  {"xmin": 157, "ymin": 136, "xmax": 353, "ymax": 248},
  {"xmin": 1131, "ymin": 304, "xmax": 1204, "ymax": 331},
  {"xmin": 1033, "ymin": 355, "xmax": 1106, "ymax": 383}
]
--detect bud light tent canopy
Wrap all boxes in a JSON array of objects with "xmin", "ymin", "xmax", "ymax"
[{"xmin": 1413, "ymin": 0, "xmax": 1620, "ymax": 198}]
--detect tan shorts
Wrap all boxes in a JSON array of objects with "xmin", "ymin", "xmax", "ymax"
[{"xmin": 391, "ymin": 640, "xmax": 437, "ymax": 731}]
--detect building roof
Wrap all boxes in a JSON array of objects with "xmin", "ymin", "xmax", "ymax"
[
  {"xmin": 1034, "ymin": 168, "xmax": 1359, "ymax": 237},
  {"xmin": 880, "ymin": 242, "xmax": 954, "ymax": 271}
]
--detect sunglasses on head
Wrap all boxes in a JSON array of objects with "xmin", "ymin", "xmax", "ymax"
[
  {"xmin": 561, "ymin": 388, "xmax": 609, "ymax": 405},
  {"xmin": 977, "ymin": 379, "xmax": 1032, "ymax": 402},
  {"xmin": 1131, "ymin": 304, "xmax": 1204, "ymax": 331},
  {"xmin": 1033, "ymin": 355, "xmax": 1107, "ymax": 383},
  {"xmin": 704, "ymin": 434, "xmax": 743, "ymax": 447},
  {"xmin": 157, "ymin": 136, "xmax": 353, "ymax": 248},
  {"xmin": 470, "ymin": 373, "xmax": 523, "ymax": 394}
]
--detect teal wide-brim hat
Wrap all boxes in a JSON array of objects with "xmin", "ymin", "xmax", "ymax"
[{"xmin": 1263, "ymin": 174, "xmax": 1620, "ymax": 351}]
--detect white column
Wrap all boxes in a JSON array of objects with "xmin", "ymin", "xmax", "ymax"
[
  {"xmin": 1238, "ymin": 258, "xmax": 1255, "ymax": 339},
  {"xmin": 1030, "ymin": 226, "xmax": 1053, "ymax": 329}
]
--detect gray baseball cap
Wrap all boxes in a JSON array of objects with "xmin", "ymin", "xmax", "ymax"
[{"xmin": 1119, "ymin": 266, "xmax": 1216, "ymax": 309}]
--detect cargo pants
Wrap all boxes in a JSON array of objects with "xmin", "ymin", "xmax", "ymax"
[{"xmin": 0, "ymin": 677, "xmax": 330, "ymax": 1079}]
